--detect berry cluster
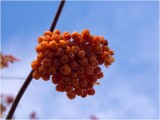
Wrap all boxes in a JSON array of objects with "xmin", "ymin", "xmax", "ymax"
[
  {"xmin": 0, "ymin": 52, "xmax": 19, "ymax": 69},
  {"xmin": 31, "ymin": 29, "xmax": 114, "ymax": 99}
]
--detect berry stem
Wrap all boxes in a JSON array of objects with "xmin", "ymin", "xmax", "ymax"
[{"xmin": 6, "ymin": 0, "xmax": 66, "ymax": 119}]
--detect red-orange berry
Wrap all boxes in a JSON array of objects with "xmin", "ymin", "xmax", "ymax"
[
  {"xmin": 48, "ymin": 67, "xmax": 56, "ymax": 75},
  {"xmin": 81, "ymin": 29, "xmax": 90, "ymax": 40},
  {"xmin": 70, "ymin": 61, "xmax": 79, "ymax": 70},
  {"xmin": 42, "ymin": 74, "xmax": 50, "ymax": 81},
  {"xmin": 85, "ymin": 65, "xmax": 94, "ymax": 74},
  {"xmin": 31, "ymin": 60, "xmax": 40, "ymax": 70},
  {"xmin": 38, "ymin": 36, "xmax": 44, "ymax": 43},
  {"xmin": 44, "ymin": 31, "xmax": 53, "ymax": 36},
  {"xmin": 87, "ymin": 88, "xmax": 95, "ymax": 95},
  {"xmin": 35, "ymin": 44, "xmax": 43, "ymax": 53},
  {"xmin": 79, "ymin": 57, "xmax": 88, "ymax": 66},
  {"xmin": 78, "ymin": 50, "xmax": 85, "ymax": 58},
  {"xmin": 62, "ymin": 31, "xmax": 71, "ymax": 40},
  {"xmin": 109, "ymin": 50, "xmax": 114, "ymax": 55},
  {"xmin": 59, "ymin": 40, "xmax": 67, "ymax": 48},
  {"xmin": 38, "ymin": 65, "xmax": 47, "ymax": 75},
  {"xmin": 97, "ymin": 72, "xmax": 104, "ymax": 79},
  {"xmin": 66, "ymin": 91, "xmax": 76, "ymax": 99},
  {"xmin": 65, "ymin": 84, "xmax": 73, "ymax": 92},
  {"xmin": 44, "ymin": 50, "xmax": 54, "ymax": 59},
  {"xmin": 94, "ymin": 66, "xmax": 101, "ymax": 75},
  {"xmin": 72, "ymin": 46, "xmax": 80, "ymax": 54},
  {"xmin": 52, "ymin": 75, "xmax": 59, "ymax": 84},
  {"xmin": 60, "ymin": 55, "xmax": 69, "ymax": 64},
  {"xmin": 75, "ymin": 88, "xmax": 84, "ymax": 96},
  {"xmin": 32, "ymin": 70, "xmax": 41, "ymax": 80},
  {"xmin": 37, "ymin": 52, "xmax": 44, "ymax": 61},
  {"xmin": 49, "ymin": 41, "xmax": 58, "ymax": 50},
  {"xmin": 56, "ymin": 84, "xmax": 65, "ymax": 92},
  {"xmin": 60, "ymin": 64, "xmax": 71, "ymax": 75},
  {"xmin": 42, "ymin": 58, "xmax": 52, "ymax": 67},
  {"xmin": 71, "ymin": 31, "xmax": 81, "ymax": 42},
  {"xmin": 53, "ymin": 30, "xmax": 61, "ymax": 35}
]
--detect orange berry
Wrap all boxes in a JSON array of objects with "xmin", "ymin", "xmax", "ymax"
[
  {"xmin": 109, "ymin": 50, "xmax": 114, "ymax": 55},
  {"xmin": 78, "ymin": 50, "xmax": 85, "ymax": 58},
  {"xmin": 56, "ymin": 48, "xmax": 64, "ymax": 56},
  {"xmin": 60, "ymin": 76, "xmax": 70, "ymax": 85},
  {"xmin": 87, "ymin": 88, "xmax": 95, "ymax": 96},
  {"xmin": 72, "ymin": 46, "xmax": 80, "ymax": 54},
  {"xmin": 49, "ymin": 41, "xmax": 58, "ymax": 50},
  {"xmin": 60, "ymin": 64, "xmax": 71, "ymax": 75},
  {"xmin": 94, "ymin": 66, "xmax": 101, "ymax": 75},
  {"xmin": 51, "ymin": 75, "xmax": 59, "ymax": 84},
  {"xmin": 59, "ymin": 40, "xmax": 67, "ymax": 48},
  {"xmin": 37, "ymin": 52, "xmax": 44, "ymax": 61},
  {"xmin": 79, "ymin": 57, "xmax": 88, "ymax": 66},
  {"xmin": 42, "ymin": 58, "xmax": 52, "ymax": 67},
  {"xmin": 70, "ymin": 72, "xmax": 78, "ymax": 78},
  {"xmin": 81, "ymin": 29, "xmax": 90, "ymax": 40},
  {"xmin": 42, "ymin": 74, "xmax": 50, "ymax": 81},
  {"xmin": 68, "ymin": 52, "xmax": 75, "ymax": 60},
  {"xmin": 44, "ymin": 31, "xmax": 53, "ymax": 36},
  {"xmin": 56, "ymin": 84, "xmax": 65, "ymax": 92},
  {"xmin": 104, "ymin": 56, "xmax": 114, "ymax": 67},
  {"xmin": 102, "ymin": 45, "xmax": 109, "ymax": 52},
  {"xmin": 44, "ymin": 35, "xmax": 52, "ymax": 42},
  {"xmin": 71, "ymin": 31, "xmax": 81, "ymax": 42},
  {"xmin": 41, "ymin": 41, "xmax": 49, "ymax": 50},
  {"xmin": 62, "ymin": 31, "xmax": 71, "ymax": 40},
  {"xmin": 87, "ymin": 82, "xmax": 94, "ymax": 89},
  {"xmin": 89, "ymin": 55, "xmax": 97, "ymax": 63},
  {"xmin": 38, "ymin": 65, "xmax": 47, "ymax": 75},
  {"xmin": 31, "ymin": 60, "xmax": 40, "ymax": 70},
  {"xmin": 102, "ymin": 51, "xmax": 109, "ymax": 58},
  {"xmin": 44, "ymin": 50, "xmax": 54, "ymax": 59},
  {"xmin": 97, "ymin": 72, "xmax": 104, "ymax": 79},
  {"xmin": 97, "ymin": 56, "xmax": 104, "ymax": 65},
  {"xmin": 85, "ymin": 65, "xmax": 94, "ymax": 74},
  {"xmin": 60, "ymin": 55, "xmax": 69, "ymax": 64},
  {"xmin": 48, "ymin": 67, "xmax": 56, "ymax": 75},
  {"xmin": 93, "ymin": 36, "xmax": 101, "ymax": 45},
  {"xmin": 70, "ymin": 61, "xmax": 79, "ymax": 70},
  {"xmin": 94, "ymin": 45, "xmax": 102, "ymax": 53},
  {"xmin": 65, "ymin": 46, "xmax": 72, "ymax": 54},
  {"xmin": 35, "ymin": 44, "xmax": 43, "ymax": 53},
  {"xmin": 77, "ymin": 66, "xmax": 85, "ymax": 74},
  {"xmin": 79, "ymin": 78, "xmax": 88, "ymax": 88},
  {"xmin": 75, "ymin": 88, "xmax": 84, "ymax": 96},
  {"xmin": 66, "ymin": 91, "xmax": 76, "ymax": 99},
  {"xmin": 53, "ymin": 30, "xmax": 61, "ymax": 35},
  {"xmin": 103, "ymin": 39, "xmax": 108, "ymax": 45},
  {"xmin": 99, "ymin": 36, "xmax": 105, "ymax": 44},
  {"xmin": 52, "ymin": 34, "xmax": 60, "ymax": 42},
  {"xmin": 52, "ymin": 58, "xmax": 60, "ymax": 67},
  {"xmin": 81, "ymin": 90, "xmax": 87, "ymax": 98},
  {"xmin": 38, "ymin": 36, "xmax": 44, "ymax": 43},
  {"xmin": 70, "ymin": 78, "xmax": 79, "ymax": 87},
  {"xmin": 89, "ymin": 75, "xmax": 98, "ymax": 83},
  {"xmin": 65, "ymin": 84, "xmax": 73, "ymax": 92},
  {"xmin": 32, "ymin": 70, "xmax": 41, "ymax": 80}
]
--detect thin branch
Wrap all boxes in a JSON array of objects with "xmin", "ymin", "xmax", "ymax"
[
  {"xmin": 6, "ymin": 0, "xmax": 66, "ymax": 119},
  {"xmin": 1, "ymin": 76, "xmax": 25, "ymax": 80}
]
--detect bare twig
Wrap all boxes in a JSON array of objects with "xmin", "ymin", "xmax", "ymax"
[{"xmin": 6, "ymin": 0, "xmax": 66, "ymax": 119}]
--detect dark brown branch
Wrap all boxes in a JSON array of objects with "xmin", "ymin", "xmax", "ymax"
[{"xmin": 6, "ymin": 0, "xmax": 66, "ymax": 119}]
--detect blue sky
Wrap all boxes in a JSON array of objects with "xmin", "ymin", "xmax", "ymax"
[{"xmin": 1, "ymin": 1, "xmax": 159, "ymax": 119}]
